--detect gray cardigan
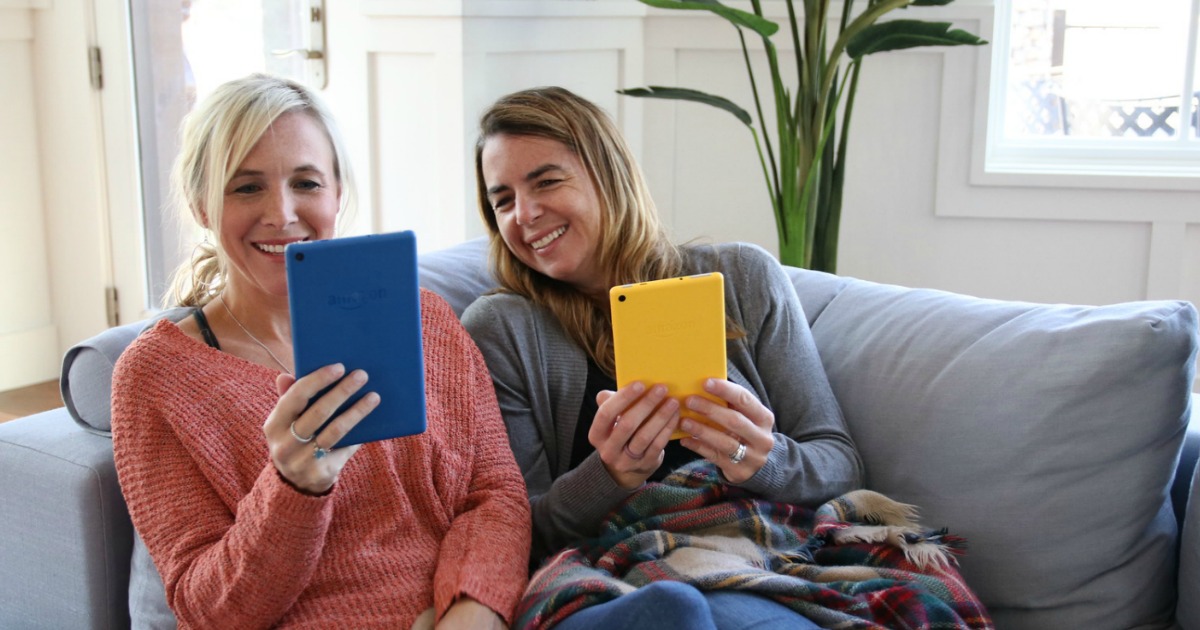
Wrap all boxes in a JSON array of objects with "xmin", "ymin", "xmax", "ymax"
[{"xmin": 462, "ymin": 242, "xmax": 863, "ymax": 558}]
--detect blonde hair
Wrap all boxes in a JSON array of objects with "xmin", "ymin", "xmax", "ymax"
[
  {"xmin": 475, "ymin": 87, "xmax": 682, "ymax": 375},
  {"xmin": 165, "ymin": 73, "xmax": 357, "ymax": 307}
]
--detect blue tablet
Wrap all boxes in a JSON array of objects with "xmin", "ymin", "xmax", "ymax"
[{"xmin": 285, "ymin": 231, "xmax": 426, "ymax": 447}]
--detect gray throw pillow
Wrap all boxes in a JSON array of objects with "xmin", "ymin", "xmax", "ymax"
[
  {"xmin": 417, "ymin": 237, "xmax": 495, "ymax": 317},
  {"xmin": 61, "ymin": 308, "xmax": 191, "ymax": 434},
  {"xmin": 798, "ymin": 274, "xmax": 1196, "ymax": 630}
]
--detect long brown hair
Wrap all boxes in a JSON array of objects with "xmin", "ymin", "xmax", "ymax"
[{"xmin": 475, "ymin": 87, "xmax": 682, "ymax": 375}]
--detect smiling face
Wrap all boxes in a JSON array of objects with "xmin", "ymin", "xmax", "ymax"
[
  {"xmin": 217, "ymin": 111, "xmax": 340, "ymax": 304},
  {"xmin": 480, "ymin": 133, "xmax": 606, "ymax": 296}
]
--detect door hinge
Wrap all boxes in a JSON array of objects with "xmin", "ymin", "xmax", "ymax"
[
  {"xmin": 105, "ymin": 286, "xmax": 119, "ymax": 327},
  {"xmin": 88, "ymin": 46, "xmax": 103, "ymax": 90}
]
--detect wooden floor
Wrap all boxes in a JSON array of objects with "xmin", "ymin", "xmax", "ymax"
[{"xmin": 0, "ymin": 380, "xmax": 62, "ymax": 423}]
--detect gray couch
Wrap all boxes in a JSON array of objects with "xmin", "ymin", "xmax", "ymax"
[{"xmin": 2, "ymin": 237, "xmax": 1198, "ymax": 629}]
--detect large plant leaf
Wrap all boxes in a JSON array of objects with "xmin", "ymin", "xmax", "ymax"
[
  {"xmin": 618, "ymin": 86, "xmax": 753, "ymax": 126},
  {"xmin": 634, "ymin": 0, "xmax": 779, "ymax": 37},
  {"xmin": 847, "ymin": 20, "xmax": 988, "ymax": 59}
]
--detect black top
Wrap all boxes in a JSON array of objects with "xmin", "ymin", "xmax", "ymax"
[
  {"xmin": 571, "ymin": 358, "xmax": 700, "ymax": 482},
  {"xmin": 192, "ymin": 307, "xmax": 221, "ymax": 350}
]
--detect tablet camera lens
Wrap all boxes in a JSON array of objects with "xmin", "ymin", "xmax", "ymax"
[
  {"xmin": 618, "ymin": 295, "xmax": 626, "ymax": 302},
  {"xmin": 295, "ymin": 253, "xmax": 305, "ymax": 262}
]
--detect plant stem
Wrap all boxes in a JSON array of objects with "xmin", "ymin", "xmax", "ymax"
[
  {"xmin": 752, "ymin": 126, "xmax": 787, "ymax": 254},
  {"xmin": 797, "ymin": 69, "xmax": 853, "ymax": 268},
  {"xmin": 816, "ymin": 59, "xmax": 861, "ymax": 273},
  {"xmin": 737, "ymin": 27, "xmax": 782, "ymax": 210},
  {"xmin": 786, "ymin": 0, "xmax": 803, "ymax": 92},
  {"xmin": 840, "ymin": 0, "xmax": 857, "ymax": 34},
  {"xmin": 751, "ymin": 0, "xmax": 794, "ymax": 243},
  {"xmin": 822, "ymin": 0, "xmax": 910, "ymax": 102}
]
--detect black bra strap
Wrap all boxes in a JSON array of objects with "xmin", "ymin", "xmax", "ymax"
[{"xmin": 191, "ymin": 307, "xmax": 221, "ymax": 350}]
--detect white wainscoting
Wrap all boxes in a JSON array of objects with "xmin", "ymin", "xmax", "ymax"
[
  {"xmin": 12, "ymin": 0, "xmax": 1200, "ymax": 392},
  {"xmin": 327, "ymin": 2, "xmax": 646, "ymax": 252},
  {"xmin": 0, "ymin": 7, "xmax": 58, "ymax": 389},
  {"xmin": 291, "ymin": 0, "xmax": 1200, "ymax": 403}
]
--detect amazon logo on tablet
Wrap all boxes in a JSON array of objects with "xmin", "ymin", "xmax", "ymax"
[
  {"xmin": 328, "ymin": 287, "xmax": 387, "ymax": 310},
  {"xmin": 650, "ymin": 319, "xmax": 696, "ymax": 339}
]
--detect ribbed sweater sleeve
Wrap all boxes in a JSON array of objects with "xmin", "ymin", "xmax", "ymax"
[
  {"xmin": 111, "ymin": 292, "xmax": 532, "ymax": 628},
  {"xmin": 701, "ymin": 243, "xmax": 863, "ymax": 503},
  {"xmin": 424, "ymin": 293, "xmax": 532, "ymax": 623},
  {"xmin": 112, "ymin": 323, "xmax": 333, "ymax": 629}
]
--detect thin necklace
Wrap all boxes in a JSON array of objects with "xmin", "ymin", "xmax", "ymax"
[{"xmin": 217, "ymin": 296, "xmax": 291, "ymax": 374}]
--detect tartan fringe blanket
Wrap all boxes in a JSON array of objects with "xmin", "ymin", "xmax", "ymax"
[{"xmin": 517, "ymin": 461, "xmax": 993, "ymax": 629}]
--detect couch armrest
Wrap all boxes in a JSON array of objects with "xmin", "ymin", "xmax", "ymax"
[{"xmin": 0, "ymin": 408, "xmax": 132, "ymax": 630}]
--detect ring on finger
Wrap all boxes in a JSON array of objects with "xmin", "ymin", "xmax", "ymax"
[
  {"xmin": 289, "ymin": 421, "xmax": 314, "ymax": 444},
  {"xmin": 623, "ymin": 443, "xmax": 644, "ymax": 461},
  {"xmin": 728, "ymin": 442, "xmax": 747, "ymax": 465},
  {"xmin": 314, "ymin": 442, "xmax": 331, "ymax": 460}
]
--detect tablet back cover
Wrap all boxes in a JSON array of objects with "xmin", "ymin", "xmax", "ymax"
[
  {"xmin": 286, "ymin": 231, "xmax": 426, "ymax": 447},
  {"xmin": 610, "ymin": 272, "xmax": 727, "ymax": 439}
]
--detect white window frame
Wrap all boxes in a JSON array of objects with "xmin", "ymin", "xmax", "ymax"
[{"xmin": 979, "ymin": 0, "xmax": 1200, "ymax": 191}]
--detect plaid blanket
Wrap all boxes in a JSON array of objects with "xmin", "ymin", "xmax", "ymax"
[{"xmin": 517, "ymin": 461, "xmax": 993, "ymax": 629}]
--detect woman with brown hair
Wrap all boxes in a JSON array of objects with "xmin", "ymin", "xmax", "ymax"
[{"xmin": 462, "ymin": 86, "xmax": 863, "ymax": 628}]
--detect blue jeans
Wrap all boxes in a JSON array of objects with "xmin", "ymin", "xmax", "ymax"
[{"xmin": 553, "ymin": 581, "xmax": 821, "ymax": 630}]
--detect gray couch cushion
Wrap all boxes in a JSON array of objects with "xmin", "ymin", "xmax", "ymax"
[
  {"xmin": 61, "ymin": 308, "xmax": 191, "ymax": 434},
  {"xmin": 800, "ymin": 272, "xmax": 1197, "ymax": 630},
  {"xmin": 417, "ymin": 237, "xmax": 496, "ymax": 317},
  {"xmin": 0, "ymin": 410, "xmax": 134, "ymax": 629},
  {"xmin": 61, "ymin": 320, "xmax": 148, "ymax": 435},
  {"xmin": 785, "ymin": 266, "xmax": 851, "ymax": 327},
  {"xmin": 130, "ymin": 531, "xmax": 175, "ymax": 629},
  {"xmin": 1180, "ymin": 457, "xmax": 1200, "ymax": 628},
  {"xmin": 53, "ymin": 238, "xmax": 1198, "ymax": 629}
]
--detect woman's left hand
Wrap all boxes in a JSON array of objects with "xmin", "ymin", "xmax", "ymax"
[
  {"xmin": 679, "ymin": 379, "xmax": 775, "ymax": 483},
  {"xmin": 436, "ymin": 597, "xmax": 506, "ymax": 630}
]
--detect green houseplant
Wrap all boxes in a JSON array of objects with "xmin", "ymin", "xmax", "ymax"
[{"xmin": 620, "ymin": 0, "xmax": 986, "ymax": 272}]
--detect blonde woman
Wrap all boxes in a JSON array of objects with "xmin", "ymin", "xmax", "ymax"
[
  {"xmin": 462, "ymin": 87, "xmax": 863, "ymax": 629},
  {"xmin": 111, "ymin": 74, "xmax": 530, "ymax": 629}
]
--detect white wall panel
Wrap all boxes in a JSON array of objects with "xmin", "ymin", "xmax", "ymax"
[
  {"xmin": 480, "ymin": 50, "xmax": 623, "ymax": 116},
  {"xmin": 352, "ymin": 9, "xmax": 644, "ymax": 249},
  {"xmin": 1185, "ymin": 225, "xmax": 1200, "ymax": 310},
  {"xmin": 842, "ymin": 50, "xmax": 1151, "ymax": 305},
  {"xmin": 668, "ymin": 46, "xmax": 783, "ymax": 252},
  {"xmin": 32, "ymin": 0, "xmax": 111, "ymax": 369},
  {"xmin": 0, "ymin": 7, "xmax": 57, "ymax": 389},
  {"xmin": 370, "ymin": 52, "xmax": 456, "ymax": 247}
]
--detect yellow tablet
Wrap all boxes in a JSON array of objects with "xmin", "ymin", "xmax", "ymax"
[{"xmin": 610, "ymin": 272, "xmax": 728, "ymax": 440}]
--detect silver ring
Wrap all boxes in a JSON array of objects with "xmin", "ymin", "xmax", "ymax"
[
  {"xmin": 313, "ymin": 443, "xmax": 330, "ymax": 460},
  {"xmin": 289, "ymin": 421, "xmax": 314, "ymax": 444},
  {"xmin": 728, "ymin": 442, "xmax": 747, "ymax": 464}
]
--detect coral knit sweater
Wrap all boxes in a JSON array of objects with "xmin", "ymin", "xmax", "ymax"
[{"xmin": 112, "ymin": 290, "xmax": 531, "ymax": 629}]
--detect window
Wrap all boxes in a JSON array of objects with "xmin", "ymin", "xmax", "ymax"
[
  {"xmin": 985, "ymin": 0, "xmax": 1200, "ymax": 183},
  {"xmin": 128, "ymin": 0, "xmax": 325, "ymax": 311}
]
